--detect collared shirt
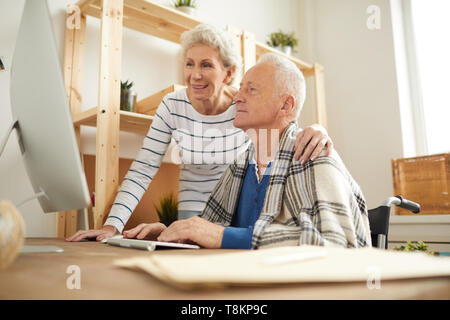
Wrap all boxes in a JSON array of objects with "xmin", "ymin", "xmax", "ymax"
[
  {"xmin": 201, "ymin": 122, "xmax": 372, "ymax": 249},
  {"xmin": 221, "ymin": 158, "xmax": 272, "ymax": 249}
]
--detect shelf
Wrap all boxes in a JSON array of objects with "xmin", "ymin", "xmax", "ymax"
[
  {"xmin": 80, "ymin": 0, "xmax": 203, "ymax": 44},
  {"xmin": 72, "ymin": 107, "xmax": 153, "ymax": 135},
  {"xmin": 135, "ymin": 84, "xmax": 185, "ymax": 115},
  {"xmin": 72, "ymin": 82, "xmax": 185, "ymax": 137}
]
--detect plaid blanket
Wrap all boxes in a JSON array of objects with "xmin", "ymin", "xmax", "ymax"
[{"xmin": 201, "ymin": 122, "xmax": 372, "ymax": 249}]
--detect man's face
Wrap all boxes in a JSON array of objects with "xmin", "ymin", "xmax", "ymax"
[{"xmin": 233, "ymin": 62, "xmax": 283, "ymax": 132}]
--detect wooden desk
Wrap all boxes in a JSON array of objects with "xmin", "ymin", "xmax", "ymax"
[{"xmin": 0, "ymin": 238, "xmax": 449, "ymax": 300}]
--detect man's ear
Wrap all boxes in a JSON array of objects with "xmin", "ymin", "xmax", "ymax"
[{"xmin": 280, "ymin": 94, "xmax": 296, "ymax": 116}]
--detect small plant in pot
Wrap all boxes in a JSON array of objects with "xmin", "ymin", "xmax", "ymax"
[
  {"xmin": 173, "ymin": 0, "xmax": 197, "ymax": 16},
  {"xmin": 154, "ymin": 193, "xmax": 178, "ymax": 227},
  {"xmin": 266, "ymin": 30, "xmax": 298, "ymax": 56},
  {"xmin": 393, "ymin": 240, "xmax": 435, "ymax": 255},
  {"xmin": 120, "ymin": 80, "xmax": 137, "ymax": 112}
]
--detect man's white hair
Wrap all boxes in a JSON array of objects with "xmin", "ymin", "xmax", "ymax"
[
  {"xmin": 181, "ymin": 24, "xmax": 242, "ymax": 85},
  {"xmin": 257, "ymin": 53, "xmax": 306, "ymax": 119}
]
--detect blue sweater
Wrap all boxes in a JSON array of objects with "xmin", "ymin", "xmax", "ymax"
[{"xmin": 221, "ymin": 162, "xmax": 272, "ymax": 249}]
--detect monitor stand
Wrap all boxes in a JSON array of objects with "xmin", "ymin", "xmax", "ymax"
[{"xmin": 2, "ymin": 122, "xmax": 63, "ymax": 254}]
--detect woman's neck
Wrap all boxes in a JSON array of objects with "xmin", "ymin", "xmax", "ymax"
[{"xmin": 188, "ymin": 85, "xmax": 237, "ymax": 116}]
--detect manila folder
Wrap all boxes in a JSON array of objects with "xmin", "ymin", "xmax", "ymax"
[{"xmin": 114, "ymin": 245, "xmax": 450, "ymax": 288}]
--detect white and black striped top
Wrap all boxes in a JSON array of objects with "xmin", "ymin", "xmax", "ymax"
[{"xmin": 104, "ymin": 89, "xmax": 250, "ymax": 233}]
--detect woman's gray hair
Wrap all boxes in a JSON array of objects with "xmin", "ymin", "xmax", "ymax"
[
  {"xmin": 257, "ymin": 53, "xmax": 306, "ymax": 119},
  {"xmin": 181, "ymin": 24, "xmax": 242, "ymax": 85}
]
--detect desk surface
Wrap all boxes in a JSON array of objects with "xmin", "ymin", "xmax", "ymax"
[{"xmin": 0, "ymin": 238, "xmax": 449, "ymax": 300}]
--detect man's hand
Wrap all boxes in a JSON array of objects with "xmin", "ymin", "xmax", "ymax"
[
  {"xmin": 123, "ymin": 222, "xmax": 167, "ymax": 240},
  {"xmin": 66, "ymin": 225, "xmax": 117, "ymax": 242},
  {"xmin": 157, "ymin": 216, "xmax": 224, "ymax": 249},
  {"xmin": 293, "ymin": 124, "xmax": 334, "ymax": 164}
]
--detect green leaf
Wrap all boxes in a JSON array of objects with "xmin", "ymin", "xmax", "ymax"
[
  {"xmin": 173, "ymin": 0, "xmax": 196, "ymax": 8},
  {"xmin": 154, "ymin": 193, "xmax": 178, "ymax": 227},
  {"xmin": 121, "ymin": 80, "xmax": 134, "ymax": 92},
  {"xmin": 266, "ymin": 30, "xmax": 299, "ymax": 49},
  {"xmin": 393, "ymin": 240, "xmax": 434, "ymax": 255}
]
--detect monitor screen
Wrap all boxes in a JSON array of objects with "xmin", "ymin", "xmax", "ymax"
[{"xmin": 9, "ymin": 0, "xmax": 90, "ymax": 213}]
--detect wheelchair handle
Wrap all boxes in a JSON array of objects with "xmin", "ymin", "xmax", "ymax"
[{"xmin": 382, "ymin": 195, "xmax": 420, "ymax": 213}]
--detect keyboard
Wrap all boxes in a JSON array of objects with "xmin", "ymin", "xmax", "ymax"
[{"xmin": 106, "ymin": 236, "xmax": 200, "ymax": 251}]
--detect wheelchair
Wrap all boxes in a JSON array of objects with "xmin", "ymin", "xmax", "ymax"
[{"xmin": 368, "ymin": 195, "xmax": 421, "ymax": 249}]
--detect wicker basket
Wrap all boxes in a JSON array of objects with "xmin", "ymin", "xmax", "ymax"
[{"xmin": 391, "ymin": 153, "xmax": 450, "ymax": 215}]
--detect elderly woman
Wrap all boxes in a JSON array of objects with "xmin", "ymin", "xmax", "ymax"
[{"xmin": 67, "ymin": 24, "xmax": 333, "ymax": 242}]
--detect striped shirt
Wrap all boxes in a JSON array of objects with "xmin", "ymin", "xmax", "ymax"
[{"xmin": 104, "ymin": 88, "xmax": 250, "ymax": 233}]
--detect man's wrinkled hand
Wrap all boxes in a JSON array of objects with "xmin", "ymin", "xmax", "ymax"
[{"xmin": 157, "ymin": 216, "xmax": 224, "ymax": 248}]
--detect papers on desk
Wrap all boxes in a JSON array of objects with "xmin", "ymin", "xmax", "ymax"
[{"xmin": 114, "ymin": 245, "xmax": 450, "ymax": 289}]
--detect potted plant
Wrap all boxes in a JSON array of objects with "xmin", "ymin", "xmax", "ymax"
[
  {"xmin": 393, "ymin": 240, "xmax": 435, "ymax": 255},
  {"xmin": 266, "ymin": 30, "xmax": 299, "ymax": 56},
  {"xmin": 120, "ymin": 80, "xmax": 137, "ymax": 112},
  {"xmin": 173, "ymin": 0, "xmax": 197, "ymax": 16},
  {"xmin": 154, "ymin": 193, "xmax": 178, "ymax": 227}
]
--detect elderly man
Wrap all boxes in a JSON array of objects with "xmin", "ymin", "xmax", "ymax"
[{"xmin": 156, "ymin": 53, "xmax": 372, "ymax": 249}]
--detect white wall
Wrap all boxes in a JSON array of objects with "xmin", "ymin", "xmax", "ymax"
[
  {"xmin": 0, "ymin": 0, "xmax": 304, "ymax": 237},
  {"xmin": 298, "ymin": 0, "xmax": 405, "ymax": 209}
]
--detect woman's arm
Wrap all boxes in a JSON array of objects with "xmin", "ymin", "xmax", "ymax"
[{"xmin": 67, "ymin": 99, "xmax": 175, "ymax": 242}]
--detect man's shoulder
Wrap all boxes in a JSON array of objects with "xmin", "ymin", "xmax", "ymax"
[{"xmin": 288, "ymin": 149, "xmax": 348, "ymax": 180}]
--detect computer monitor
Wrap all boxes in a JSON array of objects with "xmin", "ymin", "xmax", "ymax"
[{"xmin": 3, "ymin": 0, "xmax": 90, "ymax": 230}]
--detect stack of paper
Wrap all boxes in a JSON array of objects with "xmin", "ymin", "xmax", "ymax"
[{"xmin": 114, "ymin": 245, "xmax": 450, "ymax": 289}]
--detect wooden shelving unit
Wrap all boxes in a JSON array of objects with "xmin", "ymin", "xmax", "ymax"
[
  {"xmin": 72, "ymin": 107, "xmax": 154, "ymax": 135},
  {"xmin": 60, "ymin": 0, "xmax": 328, "ymax": 236}
]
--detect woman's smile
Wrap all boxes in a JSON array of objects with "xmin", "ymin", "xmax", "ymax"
[{"xmin": 191, "ymin": 84, "xmax": 209, "ymax": 91}]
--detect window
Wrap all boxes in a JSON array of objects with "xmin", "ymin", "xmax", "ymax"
[{"xmin": 409, "ymin": 0, "xmax": 450, "ymax": 155}]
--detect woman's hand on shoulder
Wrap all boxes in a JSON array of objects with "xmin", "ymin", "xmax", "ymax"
[{"xmin": 293, "ymin": 124, "xmax": 334, "ymax": 164}]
